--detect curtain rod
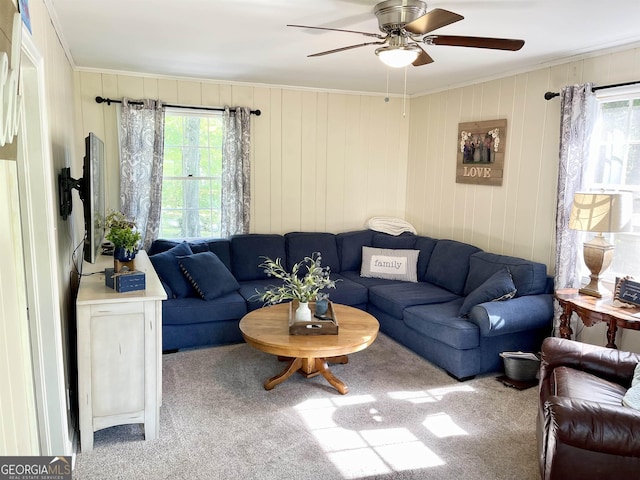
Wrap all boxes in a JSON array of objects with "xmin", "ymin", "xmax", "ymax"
[
  {"xmin": 544, "ymin": 80, "xmax": 640, "ymax": 100},
  {"xmin": 95, "ymin": 96, "xmax": 261, "ymax": 116}
]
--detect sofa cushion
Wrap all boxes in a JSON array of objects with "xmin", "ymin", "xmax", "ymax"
[
  {"xmin": 149, "ymin": 242, "xmax": 195, "ymax": 298},
  {"xmin": 553, "ymin": 366, "xmax": 627, "ymax": 406},
  {"xmin": 231, "ymin": 234, "xmax": 286, "ymax": 281},
  {"xmin": 162, "ymin": 292, "xmax": 247, "ymax": 326},
  {"xmin": 238, "ymin": 273, "xmax": 368, "ymax": 311},
  {"xmin": 425, "ymin": 240, "xmax": 482, "ymax": 295},
  {"xmin": 285, "ymin": 232, "xmax": 340, "ymax": 272},
  {"xmin": 369, "ymin": 282, "xmax": 460, "ymax": 319},
  {"xmin": 340, "ymin": 270, "xmax": 404, "ymax": 288},
  {"xmin": 178, "ymin": 252, "xmax": 240, "ymax": 301},
  {"xmin": 238, "ymin": 278, "xmax": 283, "ymax": 311},
  {"xmin": 458, "ymin": 268, "xmax": 517, "ymax": 317},
  {"xmin": 372, "ymin": 232, "xmax": 417, "ymax": 249},
  {"xmin": 323, "ymin": 273, "xmax": 368, "ymax": 307},
  {"xmin": 188, "ymin": 239, "xmax": 232, "ymax": 270},
  {"xmin": 464, "ymin": 251, "xmax": 547, "ymax": 297},
  {"xmin": 147, "ymin": 238, "xmax": 181, "ymax": 256},
  {"xmin": 403, "ymin": 301, "xmax": 480, "ymax": 350},
  {"xmin": 336, "ymin": 230, "xmax": 374, "ymax": 272},
  {"xmin": 361, "ymin": 246, "xmax": 420, "ymax": 282},
  {"xmin": 415, "ymin": 236, "xmax": 438, "ymax": 281}
]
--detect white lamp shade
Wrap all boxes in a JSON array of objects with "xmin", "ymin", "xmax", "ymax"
[
  {"xmin": 569, "ymin": 191, "xmax": 633, "ymax": 233},
  {"xmin": 375, "ymin": 46, "xmax": 420, "ymax": 68}
]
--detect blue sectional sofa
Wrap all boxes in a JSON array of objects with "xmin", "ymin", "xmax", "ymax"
[{"xmin": 148, "ymin": 229, "xmax": 553, "ymax": 380}]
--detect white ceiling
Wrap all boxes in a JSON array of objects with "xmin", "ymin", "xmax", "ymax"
[{"xmin": 47, "ymin": 0, "xmax": 640, "ymax": 96}]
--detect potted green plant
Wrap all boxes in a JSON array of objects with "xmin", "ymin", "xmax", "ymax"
[
  {"xmin": 104, "ymin": 210, "xmax": 142, "ymax": 264},
  {"xmin": 257, "ymin": 252, "xmax": 338, "ymax": 321}
]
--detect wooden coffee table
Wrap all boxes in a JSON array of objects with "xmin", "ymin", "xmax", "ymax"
[{"xmin": 239, "ymin": 303, "xmax": 379, "ymax": 394}]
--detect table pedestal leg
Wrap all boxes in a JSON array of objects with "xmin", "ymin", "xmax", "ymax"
[
  {"xmin": 315, "ymin": 358, "xmax": 349, "ymax": 395},
  {"xmin": 558, "ymin": 301, "xmax": 574, "ymax": 339},
  {"xmin": 606, "ymin": 321, "xmax": 618, "ymax": 349},
  {"xmin": 265, "ymin": 356, "xmax": 350, "ymax": 394},
  {"xmin": 264, "ymin": 357, "xmax": 301, "ymax": 390}
]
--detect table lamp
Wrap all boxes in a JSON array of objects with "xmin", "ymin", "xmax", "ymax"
[{"xmin": 569, "ymin": 191, "xmax": 633, "ymax": 297}]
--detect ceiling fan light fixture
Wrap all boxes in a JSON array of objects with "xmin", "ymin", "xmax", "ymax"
[{"xmin": 375, "ymin": 45, "xmax": 421, "ymax": 68}]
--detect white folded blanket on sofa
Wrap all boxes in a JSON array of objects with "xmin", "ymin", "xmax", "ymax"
[{"xmin": 365, "ymin": 216, "xmax": 417, "ymax": 236}]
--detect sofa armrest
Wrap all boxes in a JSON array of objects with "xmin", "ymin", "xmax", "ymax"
[
  {"xmin": 544, "ymin": 396, "xmax": 640, "ymax": 456},
  {"xmin": 467, "ymin": 294, "xmax": 553, "ymax": 337},
  {"xmin": 540, "ymin": 337, "xmax": 640, "ymax": 386}
]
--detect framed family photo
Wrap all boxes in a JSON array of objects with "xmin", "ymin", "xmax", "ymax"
[{"xmin": 456, "ymin": 119, "xmax": 507, "ymax": 186}]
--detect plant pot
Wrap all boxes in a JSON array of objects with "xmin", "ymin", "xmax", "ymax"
[{"xmin": 114, "ymin": 247, "xmax": 136, "ymax": 273}]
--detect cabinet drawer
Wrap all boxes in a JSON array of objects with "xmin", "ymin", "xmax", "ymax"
[{"xmin": 90, "ymin": 302, "xmax": 144, "ymax": 317}]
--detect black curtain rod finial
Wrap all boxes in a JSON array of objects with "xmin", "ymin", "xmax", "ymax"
[{"xmin": 544, "ymin": 91, "xmax": 559, "ymax": 101}]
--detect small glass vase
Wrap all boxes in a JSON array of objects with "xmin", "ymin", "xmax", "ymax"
[
  {"xmin": 315, "ymin": 299, "xmax": 329, "ymax": 316},
  {"xmin": 295, "ymin": 301, "xmax": 312, "ymax": 321}
]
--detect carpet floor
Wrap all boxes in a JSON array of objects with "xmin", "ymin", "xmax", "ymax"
[{"xmin": 72, "ymin": 333, "xmax": 539, "ymax": 480}]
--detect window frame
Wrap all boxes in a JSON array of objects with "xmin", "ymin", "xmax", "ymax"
[
  {"xmin": 578, "ymin": 86, "xmax": 640, "ymax": 287},
  {"xmin": 159, "ymin": 108, "xmax": 224, "ymax": 239}
]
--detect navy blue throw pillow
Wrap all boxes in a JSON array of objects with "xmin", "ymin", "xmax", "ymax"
[
  {"xmin": 149, "ymin": 242, "xmax": 194, "ymax": 298},
  {"xmin": 178, "ymin": 252, "xmax": 240, "ymax": 301},
  {"xmin": 459, "ymin": 268, "xmax": 517, "ymax": 317}
]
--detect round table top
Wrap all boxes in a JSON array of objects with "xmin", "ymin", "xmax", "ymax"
[{"xmin": 239, "ymin": 303, "xmax": 379, "ymax": 358}]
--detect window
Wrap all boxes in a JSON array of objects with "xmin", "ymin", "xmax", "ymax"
[
  {"xmin": 160, "ymin": 110, "xmax": 223, "ymax": 238},
  {"xmin": 581, "ymin": 89, "xmax": 640, "ymax": 282}
]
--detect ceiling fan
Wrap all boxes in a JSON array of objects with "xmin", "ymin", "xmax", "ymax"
[{"xmin": 288, "ymin": 0, "xmax": 525, "ymax": 68}]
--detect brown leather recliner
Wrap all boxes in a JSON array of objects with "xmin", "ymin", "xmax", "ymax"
[{"xmin": 537, "ymin": 337, "xmax": 640, "ymax": 479}]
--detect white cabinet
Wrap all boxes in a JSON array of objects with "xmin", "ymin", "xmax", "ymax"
[{"xmin": 76, "ymin": 250, "xmax": 166, "ymax": 452}]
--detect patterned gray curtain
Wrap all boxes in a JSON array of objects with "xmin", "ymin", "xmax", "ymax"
[
  {"xmin": 118, "ymin": 98, "xmax": 165, "ymax": 251},
  {"xmin": 553, "ymin": 83, "xmax": 595, "ymax": 332},
  {"xmin": 221, "ymin": 106, "xmax": 251, "ymax": 237}
]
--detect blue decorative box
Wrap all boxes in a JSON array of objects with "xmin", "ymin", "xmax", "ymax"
[{"xmin": 105, "ymin": 268, "xmax": 146, "ymax": 292}]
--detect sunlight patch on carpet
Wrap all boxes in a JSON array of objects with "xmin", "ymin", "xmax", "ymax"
[
  {"xmin": 388, "ymin": 385, "xmax": 475, "ymax": 403},
  {"xmin": 295, "ymin": 393, "xmax": 446, "ymax": 478},
  {"xmin": 422, "ymin": 412, "xmax": 468, "ymax": 438}
]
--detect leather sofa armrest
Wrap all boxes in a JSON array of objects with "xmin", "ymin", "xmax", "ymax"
[
  {"xmin": 540, "ymin": 337, "xmax": 640, "ymax": 386},
  {"xmin": 467, "ymin": 294, "xmax": 553, "ymax": 337},
  {"xmin": 544, "ymin": 396, "xmax": 640, "ymax": 456}
]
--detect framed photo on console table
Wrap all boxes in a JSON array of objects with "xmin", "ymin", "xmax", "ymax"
[{"xmin": 456, "ymin": 119, "xmax": 507, "ymax": 186}]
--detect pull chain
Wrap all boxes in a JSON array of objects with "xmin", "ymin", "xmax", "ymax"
[{"xmin": 385, "ymin": 68, "xmax": 390, "ymax": 103}]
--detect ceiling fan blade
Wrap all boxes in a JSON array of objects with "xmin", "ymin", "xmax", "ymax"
[
  {"xmin": 287, "ymin": 24, "xmax": 384, "ymax": 39},
  {"xmin": 428, "ymin": 35, "xmax": 525, "ymax": 51},
  {"xmin": 308, "ymin": 41, "xmax": 386, "ymax": 57},
  {"xmin": 404, "ymin": 8, "xmax": 464, "ymax": 35},
  {"xmin": 412, "ymin": 46, "xmax": 434, "ymax": 66}
]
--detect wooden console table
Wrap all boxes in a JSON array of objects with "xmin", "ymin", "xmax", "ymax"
[
  {"xmin": 555, "ymin": 288, "xmax": 640, "ymax": 349},
  {"xmin": 76, "ymin": 251, "xmax": 166, "ymax": 451}
]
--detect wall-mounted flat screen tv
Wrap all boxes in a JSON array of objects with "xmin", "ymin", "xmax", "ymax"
[{"xmin": 58, "ymin": 132, "xmax": 106, "ymax": 264}]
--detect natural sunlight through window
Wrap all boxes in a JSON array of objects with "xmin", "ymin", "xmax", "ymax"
[
  {"xmin": 388, "ymin": 385, "xmax": 475, "ymax": 403},
  {"xmin": 422, "ymin": 412, "xmax": 469, "ymax": 438},
  {"xmin": 293, "ymin": 390, "xmax": 467, "ymax": 479}
]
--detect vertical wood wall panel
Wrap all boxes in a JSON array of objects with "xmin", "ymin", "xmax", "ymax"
[
  {"xmin": 250, "ymin": 87, "xmax": 271, "ymax": 233},
  {"xmin": 281, "ymin": 89, "xmax": 302, "ymax": 233}
]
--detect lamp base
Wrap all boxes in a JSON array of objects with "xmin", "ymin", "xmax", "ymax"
[
  {"xmin": 578, "ymin": 284, "xmax": 608, "ymax": 298},
  {"xmin": 579, "ymin": 234, "xmax": 615, "ymax": 298}
]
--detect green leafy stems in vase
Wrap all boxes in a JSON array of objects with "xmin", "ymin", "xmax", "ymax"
[
  {"xmin": 257, "ymin": 252, "xmax": 339, "ymax": 321},
  {"xmin": 105, "ymin": 210, "xmax": 142, "ymax": 271}
]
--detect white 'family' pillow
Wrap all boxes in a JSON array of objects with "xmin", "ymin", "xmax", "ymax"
[{"xmin": 360, "ymin": 246, "xmax": 419, "ymax": 282}]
